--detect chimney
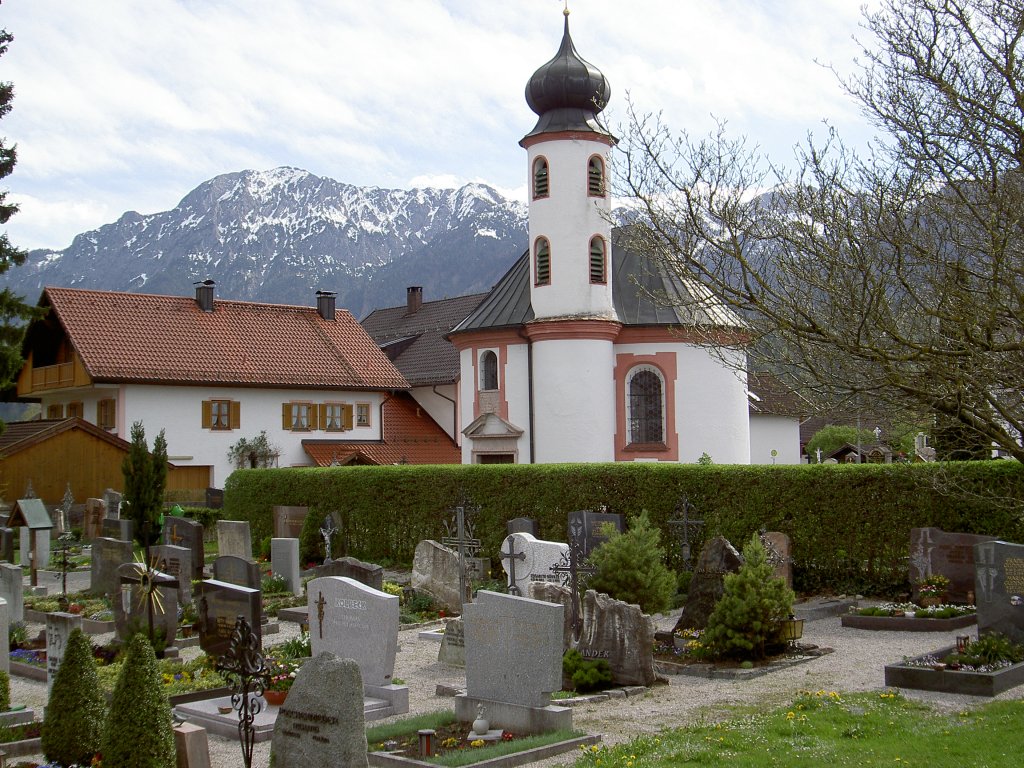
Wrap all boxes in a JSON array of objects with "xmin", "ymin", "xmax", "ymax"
[
  {"xmin": 194, "ymin": 279, "xmax": 215, "ymax": 312},
  {"xmin": 406, "ymin": 286, "xmax": 423, "ymax": 315},
  {"xmin": 316, "ymin": 290, "xmax": 336, "ymax": 321}
]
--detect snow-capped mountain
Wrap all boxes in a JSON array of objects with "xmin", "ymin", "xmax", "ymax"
[{"xmin": 7, "ymin": 167, "xmax": 529, "ymax": 318}]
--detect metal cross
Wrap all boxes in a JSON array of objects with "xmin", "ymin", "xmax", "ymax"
[
  {"xmin": 499, "ymin": 535, "xmax": 526, "ymax": 596},
  {"xmin": 667, "ymin": 495, "xmax": 704, "ymax": 572},
  {"xmin": 216, "ymin": 616, "xmax": 269, "ymax": 768},
  {"xmin": 550, "ymin": 522, "xmax": 597, "ymax": 641},
  {"xmin": 319, "ymin": 514, "xmax": 339, "ymax": 564},
  {"xmin": 442, "ymin": 501, "xmax": 481, "ymax": 605}
]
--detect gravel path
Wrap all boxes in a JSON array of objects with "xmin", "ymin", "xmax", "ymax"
[{"xmin": 11, "ymin": 609, "xmax": 1023, "ymax": 768}]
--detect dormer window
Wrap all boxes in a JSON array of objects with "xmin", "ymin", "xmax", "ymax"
[
  {"xmin": 533, "ymin": 157, "xmax": 550, "ymax": 199},
  {"xmin": 589, "ymin": 236, "xmax": 607, "ymax": 284},
  {"xmin": 534, "ymin": 237, "xmax": 551, "ymax": 286},
  {"xmin": 587, "ymin": 155, "xmax": 605, "ymax": 197}
]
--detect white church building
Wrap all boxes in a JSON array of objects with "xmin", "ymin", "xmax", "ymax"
[{"xmin": 447, "ymin": 12, "xmax": 752, "ymax": 465}]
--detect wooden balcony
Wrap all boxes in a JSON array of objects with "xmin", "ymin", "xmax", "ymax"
[{"xmin": 30, "ymin": 362, "xmax": 75, "ymax": 390}]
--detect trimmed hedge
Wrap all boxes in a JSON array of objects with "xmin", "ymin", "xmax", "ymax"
[{"xmin": 223, "ymin": 461, "xmax": 1024, "ymax": 594}]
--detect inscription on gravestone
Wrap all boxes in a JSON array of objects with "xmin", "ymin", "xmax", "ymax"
[
  {"xmin": 568, "ymin": 509, "xmax": 623, "ymax": 558},
  {"xmin": 975, "ymin": 540, "xmax": 1024, "ymax": 645}
]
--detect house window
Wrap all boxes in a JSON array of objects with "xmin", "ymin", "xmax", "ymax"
[
  {"xmin": 533, "ymin": 157, "xmax": 549, "ymax": 199},
  {"xmin": 202, "ymin": 399, "xmax": 240, "ymax": 430},
  {"xmin": 534, "ymin": 237, "xmax": 551, "ymax": 286},
  {"xmin": 97, "ymin": 398, "xmax": 116, "ymax": 430},
  {"xmin": 627, "ymin": 367, "xmax": 665, "ymax": 445},
  {"xmin": 282, "ymin": 402, "xmax": 317, "ymax": 431},
  {"xmin": 589, "ymin": 236, "xmax": 607, "ymax": 284},
  {"xmin": 356, "ymin": 403, "xmax": 371, "ymax": 427},
  {"xmin": 47, "ymin": 403, "xmax": 63, "ymax": 419},
  {"xmin": 588, "ymin": 155, "xmax": 605, "ymax": 196},
  {"xmin": 480, "ymin": 351, "xmax": 498, "ymax": 391},
  {"xmin": 319, "ymin": 403, "xmax": 353, "ymax": 431},
  {"xmin": 67, "ymin": 401, "xmax": 84, "ymax": 419}
]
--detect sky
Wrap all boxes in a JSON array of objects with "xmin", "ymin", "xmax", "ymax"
[{"xmin": 1, "ymin": 1, "xmax": 878, "ymax": 252}]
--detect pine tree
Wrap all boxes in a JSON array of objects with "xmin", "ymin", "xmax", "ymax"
[
  {"xmin": 702, "ymin": 534, "xmax": 795, "ymax": 660},
  {"xmin": 0, "ymin": 27, "xmax": 43, "ymax": 403},
  {"xmin": 121, "ymin": 421, "xmax": 168, "ymax": 547},
  {"xmin": 100, "ymin": 633, "xmax": 175, "ymax": 768},
  {"xmin": 586, "ymin": 510, "xmax": 676, "ymax": 614},
  {"xmin": 41, "ymin": 628, "xmax": 106, "ymax": 766}
]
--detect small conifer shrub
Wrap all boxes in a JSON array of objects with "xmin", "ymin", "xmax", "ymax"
[
  {"xmin": 0, "ymin": 668, "xmax": 10, "ymax": 712},
  {"xmin": 41, "ymin": 628, "xmax": 106, "ymax": 766},
  {"xmin": 563, "ymin": 649, "xmax": 613, "ymax": 692},
  {"xmin": 100, "ymin": 632, "xmax": 175, "ymax": 768},
  {"xmin": 586, "ymin": 510, "xmax": 676, "ymax": 614}
]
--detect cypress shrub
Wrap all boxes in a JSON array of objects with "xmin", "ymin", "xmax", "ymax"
[
  {"xmin": 587, "ymin": 510, "xmax": 676, "ymax": 614},
  {"xmin": 100, "ymin": 633, "xmax": 175, "ymax": 768},
  {"xmin": 0, "ymin": 668, "xmax": 9, "ymax": 713},
  {"xmin": 41, "ymin": 628, "xmax": 105, "ymax": 766}
]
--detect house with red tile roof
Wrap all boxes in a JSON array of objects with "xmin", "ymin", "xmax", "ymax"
[{"xmin": 14, "ymin": 283, "xmax": 459, "ymax": 499}]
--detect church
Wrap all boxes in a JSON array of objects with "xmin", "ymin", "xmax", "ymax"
[{"xmin": 446, "ymin": 11, "xmax": 752, "ymax": 464}]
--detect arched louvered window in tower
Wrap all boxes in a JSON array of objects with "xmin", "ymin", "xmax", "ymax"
[
  {"xmin": 534, "ymin": 237, "xmax": 551, "ymax": 286},
  {"xmin": 533, "ymin": 157, "xmax": 550, "ymax": 199},
  {"xmin": 589, "ymin": 236, "xmax": 606, "ymax": 284},
  {"xmin": 587, "ymin": 155, "xmax": 605, "ymax": 197}
]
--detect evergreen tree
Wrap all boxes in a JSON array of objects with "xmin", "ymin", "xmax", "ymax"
[
  {"xmin": 702, "ymin": 534, "xmax": 795, "ymax": 660},
  {"xmin": 42, "ymin": 628, "xmax": 106, "ymax": 766},
  {"xmin": 100, "ymin": 633, "xmax": 175, "ymax": 768},
  {"xmin": 121, "ymin": 421, "xmax": 168, "ymax": 547},
  {"xmin": 586, "ymin": 510, "xmax": 676, "ymax": 615},
  {"xmin": 0, "ymin": 26, "xmax": 43, "ymax": 404}
]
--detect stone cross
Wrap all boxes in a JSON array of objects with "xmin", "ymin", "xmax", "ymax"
[
  {"xmin": 499, "ymin": 535, "xmax": 526, "ymax": 596},
  {"xmin": 442, "ymin": 502, "xmax": 481, "ymax": 605},
  {"xmin": 667, "ymin": 495, "xmax": 704, "ymax": 572},
  {"xmin": 549, "ymin": 524, "xmax": 597, "ymax": 641},
  {"xmin": 319, "ymin": 514, "xmax": 339, "ymax": 564}
]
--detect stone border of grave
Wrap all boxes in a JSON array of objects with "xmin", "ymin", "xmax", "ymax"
[
  {"xmin": 9, "ymin": 660, "xmax": 46, "ymax": 682},
  {"xmin": 884, "ymin": 648, "xmax": 1024, "ymax": 696},
  {"xmin": 367, "ymin": 733, "xmax": 601, "ymax": 768},
  {"xmin": 0, "ymin": 734, "xmax": 42, "ymax": 759},
  {"xmin": 656, "ymin": 647, "xmax": 834, "ymax": 680},
  {"xmin": 841, "ymin": 613, "xmax": 977, "ymax": 632},
  {"xmin": 23, "ymin": 609, "xmax": 114, "ymax": 634},
  {"xmin": 555, "ymin": 686, "xmax": 648, "ymax": 706}
]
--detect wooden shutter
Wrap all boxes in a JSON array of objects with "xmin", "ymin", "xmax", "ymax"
[
  {"xmin": 230, "ymin": 400, "xmax": 241, "ymax": 429},
  {"xmin": 307, "ymin": 403, "xmax": 319, "ymax": 430},
  {"xmin": 318, "ymin": 404, "xmax": 328, "ymax": 431},
  {"xmin": 282, "ymin": 403, "xmax": 291, "ymax": 430},
  {"xmin": 201, "ymin": 400, "xmax": 212, "ymax": 428},
  {"xmin": 343, "ymin": 404, "xmax": 354, "ymax": 431}
]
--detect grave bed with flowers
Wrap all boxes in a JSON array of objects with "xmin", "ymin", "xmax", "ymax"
[
  {"xmin": 842, "ymin": 602, "xmax": 977, "ymax": 631},
  {"xmin": 884, "ymin": 632, "xmax": 1024, "ymax": 696}
]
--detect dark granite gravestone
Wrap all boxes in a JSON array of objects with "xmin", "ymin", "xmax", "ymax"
[
  {"xmin": 269, "ymin": 653, "xmax": 368, "ymax": 768},
  {"xmin": 83, "ymin": 498, "xmax": 106, "ymax": 540},
  {"xmin": 163, "ymin": 516, "xmax": 205, "ymax": 580},
  {"xmin": 672, "ymin": 535, "xmax": 743, "ymax": 632},
  {"xmin": 568, "ymin": 509, "xmax": 624, "ymax": 557},
  {"xmin": 273, "ymin": 506, "xmax": 309, "ymax": 540},
  {"xmin": 975, "ymin": 540, "xmax": 1024, "ymax": 644},
  {"xmin": 911, "ymin": 527, "xmax": 997, "ymax": 604},
  {"xmin": 0, "ymin": 527, "xmax": 12, "ymax": 563},
  {"xmin": 196, "ymin": 579, "xmax": 262, "ymax": 657},
  {"xmin": 308, "ymin": 556, "xmax": 384, "ymax": 591},
  {"xmin": 507, "ymin": 517, "xmax": 539, "ymax": 536},
  {"xmin": 205, "ymin": 487, "xmax": 224, "ymax": 509},
  {"xmin": 212, "ymin": 555, "xmax": 262, "ymax": 590},
  {"xmin": 90, "ymin": 537, "xmax": 134, "ymax": 597},
  {"xmin": 102, "ymin": 518, "xmax": 133, "ymax": 542},
  {"xmin": 152, "ymin": 544, "xmax": 193, "ymax": 604},
  {"xmin": 113, "ymin": 563, "xmax": 178, "ymax": 646}
]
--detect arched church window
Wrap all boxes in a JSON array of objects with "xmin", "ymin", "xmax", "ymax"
[
  {"xmin": 480, "ymin": 350, "xmax": 498, "ymax": 391},
  {"xmin": 587, "ymin": 155, "xmax": 605, "ymax": 197},
  {"xmin": 589, "ymin": 236, "xmax": 606, "ymax": 284},
  {"xmin": 628, "ymin": 367, "xmax": 665, "ymax": 445},
  {"xmin": 534, "ymin": 237, "xmax": 551, "ymax": 286},
  {"xmin": 533, "ymin": 157, "xmax": 550, "ymax": 199}
]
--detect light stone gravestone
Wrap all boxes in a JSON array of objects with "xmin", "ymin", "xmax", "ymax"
[
  {"xmin": 911, "ymin": 527, "xmax": 996, "ymax": 604},
  {"xmin": 0, "ymin": 562, "xmax": 23, "ymax": 622},
  {"xmin": 437, "ymin": 617, "xmax": 465, "ymax": 667},
  {"xmin": 0, "ymin": 598, "xmax": 8, "ymax": 674},
  {"xmin": 307, "ymin": 576, "xmax": 408, "ymax": 719},
  {"xmin": 101, "ymin": 518, "xmax": 132, "ymax": 542},
  {"xmin": 272, "ymin": 506, "xmax": 309, "ymax": 540},
  {"xmin": 212, "ymin": 554, "xmax": 261, "ymax": 591},
  {"xmin": 271, "ymin": 538, "xmax": 302, "ymax": 596},
  {"xmin": 457, "ymin": 590, "xmax": 570, "ymax": 734},
  {"xmin": 46, "ymin": 611, "xmax": 82, "ymax": 693},
  {"xmin": 975, "ymin": 540, "xmax": 1024, "ymax": 644},
  {"xmin": 270, "ymin": 653, "xmax": 368, "ymax": 768},
  {"xmin": 196, "ymin": 578, "xmax": 262, "ymax": 658},
  {"xmin": 152, "ymin": 543, "xmax": 193, "ymax": 604},
  {"xmin": 411, "ymin": 540, "xmax": 467, "ymax": 611},
  {"xmin": 19, "ymin": 526, "xmax": 50, "ymax": 569},
  {"xmin": 309, "ymin": 556, "xmax": 384, "ymax": 591},
  {"xmin": 500, "ymin": 533, "xmax": 569, "ymax": 596},
  {"xmin": 163, "ymin": 515, "xmax": 205, "ymax": 580},
  {"xmin": 113, "ymin": 563, "xmax": 178, "ymax": 647},
  {"xmin": 216, "ymin": 520, "xmax": 252, "ymax": 559},
  {"xmin": 83, "ymin": 498, "xmax": 106, "ymax": 540},
  {"xmin": 90, "ymin": 537, "xmax": 134, "ymax": 597},
  {"xmin": 103, "ymin": 488, "xmax": 122, "ymax": 519}
]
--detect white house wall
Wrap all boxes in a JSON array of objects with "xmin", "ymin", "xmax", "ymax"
[
  {"xmin": 410, "ymin": 385, "xmax": 458, "ymax": 442},
  {"xmin": 675, "ymin": 346, "xmax": 749, "ymax": 464},
  {"xmin": 749, "ymin": 414, "xmax": 803, "ymax": 464}
]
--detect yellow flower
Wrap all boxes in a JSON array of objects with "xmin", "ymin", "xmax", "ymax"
[{"xmin": 471, "ymin": 739, "xmax": 485, "ymax": 748}]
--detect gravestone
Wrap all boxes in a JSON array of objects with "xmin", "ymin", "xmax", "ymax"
[
  {"xmin": 83, "ymin": 498, "xmax": 106, "ymax": 540},
  {"xmin": 761, "ymin": 531, "xmax": 793, "ymax": 589},
  {"xmin": 46, "ymin": 612, "xmax": 83, "ymax": 693},
  {"xmin": 500, "ymin": 533, "xmax": 568, "ymax": 596},
  {"xmin": 196, "ymin": 579, "xmax": 262, "ymax": 657},
  {"xmin": 437, "ymin": 617, "xmax": 465, "ymax": 667},
  {"xmin": 19, "ymin": 526, "xmax": 50, "ymax": 569},
  {"xmin": 975, "ymin": 540, "xmax": 1024, "ymax": 644},
  {"xmin": 152, "ymin": 543, "xmax": 194, "ymax": 604},
  {"xmin": 309, "ymin": 556, "xmax": 384, "ymax": 591},
  {"xmin": 270, "ymin": 653, "xmax": 368, "ymax": 768},
  {"xmin": 101, "ymin": 518, "xmax": 132, "ymax": 542},
  {"xmin": 212, "ymin": 554, "xmax": 261, "ymax": 591},
  {"xmin": 577, "ymin": 589, "xmax": 658, "ymax": 687},
  {"xmin": 163, "ymin": 515, "xmax": 205, "ymax": 580},
  {"xmin": 673, "ymin": 535, "xmax": 743, "ymax": 632},
  {"xmin": 0, "ymin": 562, "xmax": 23, "ymax": 622},
  {"xmin": 103, "ymin": 489, "xmax": 122, "ymax": 519},
  {"xmin": 507, "ymin": 517, "xmax": 539, "ymax": 536},
  {"xmin": 272, "ymin": 538, "xmax": 302, "ymax": 596},
  {"xmin": 911, "ymin": 527, "xmax": 997, "ymax": 603},
  {"xmin": 216, "ymin": 520, "xmax": 252, "ymax": 559},
  {"xmin": 273, "ymin": 506, "xmax": 309, "ymax": 540},
  {"xmin": 528, "ymin": 582, "xmax": 574, "ymax": 649},
  {"xmin": 205, "ymin": 487, "xmax": 224, "ymax": 509},
  {"xmin": 90, "ymin": 537, "xmax": 134, "ymax": 597},
  {"xmin": 0, "ymin": 527, "xmax": 13, "ymax": 563},
  {"xmin": 0, "ymin": 598, "xmax": 8, "ymax": 674},
  {"xmin": 457, "ymin": 590, "xmax": 569, "ymax": 734},
  {"xmin": 411, "ymin": 540, "xmax": 467, "ymax": 611},
  {"xmin": 113, "ymin": 563, "xmax": 178, "ymax": 647},
  {"xmin": 568, "ymin": 509, "xmax": 623, "ymax": 557}
]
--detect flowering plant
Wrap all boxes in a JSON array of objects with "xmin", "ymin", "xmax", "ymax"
[
  {"xmin": 917, "ymin": 573, "xmax": 950, "ymax": 597},
  {"xmin": 266, "ymin": 658, "xmax": 300, "ymax": 692}
]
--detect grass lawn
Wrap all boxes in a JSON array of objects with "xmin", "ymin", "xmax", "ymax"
[{"xmin": 571, "ymin": 689, "xmax": 1024, "ymax": 767}]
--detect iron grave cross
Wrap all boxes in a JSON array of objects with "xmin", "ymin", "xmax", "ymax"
[
  {"xmin": 442, "ymin": 501, "xmax": 481, "ymax": 605},
  {"xmin": 499, "ymin": 534, "xmax": 526, "ymax": 596},
  {"xmin": 667, "ymin": 495, "xmax": 704, "ymax": 572},
  {"xmin": 550, "ymin": 520, "xmax": 597, "ymax": 641}
]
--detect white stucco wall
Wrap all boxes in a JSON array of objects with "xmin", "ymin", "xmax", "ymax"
[
  {"xmin": 410, "ymin": 385, "xmax": 457, "ymax": 441},
  {"xmin": 749, "ymin": 414, "xmax": 803, "ymax": 464},
  {"xmin": 675, "ymin": 346, "xmax": 749, "ymax": 464}
]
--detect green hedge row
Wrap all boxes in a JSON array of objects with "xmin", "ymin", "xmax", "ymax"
[{"xmin": 222, "ymin": 461, "xmax": 1024, "ymax": 594}]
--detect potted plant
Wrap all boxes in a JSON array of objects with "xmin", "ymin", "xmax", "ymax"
[
  {"xmin": 263, "ymin": 658, "xmax": 299, "ymax": 705},
  {"xmin": 917, "ymin": 574, "xmax": 951, "ymax": 607}
]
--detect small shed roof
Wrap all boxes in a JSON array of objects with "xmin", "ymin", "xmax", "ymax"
[{"xmin": 8, "ymin": 498, "xmax": 53, "ymax": 529}]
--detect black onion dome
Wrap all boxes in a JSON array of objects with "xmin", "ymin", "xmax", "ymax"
[{"xmin": 521, "ymin": 13, "xmax": 615, "ymax": 142}]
